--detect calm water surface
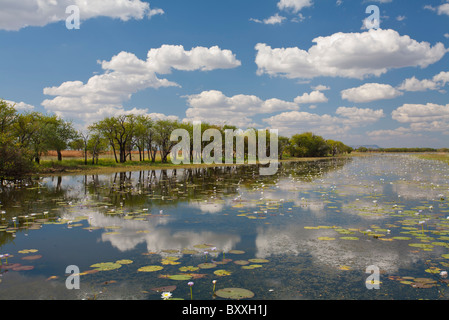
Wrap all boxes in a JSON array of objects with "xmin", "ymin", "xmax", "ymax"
[{"xmin": 1, "ymin": 154, "xmax": 449, "ymax": 300}]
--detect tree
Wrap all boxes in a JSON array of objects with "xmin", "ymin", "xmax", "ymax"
[
  {"xmin": 288, "ymin": 132, "xmax": 330, "ymax": 158},
  {"xmin": 90, "ymin": 115, "xmax": 136, "ymax": 163},
  {"xmin": 44, "ymin": 117, "xmax": 77, "ymax": 161},
  {"xmin": 154, "ymin": 119, "xmax": 180, "ymax": 163}
]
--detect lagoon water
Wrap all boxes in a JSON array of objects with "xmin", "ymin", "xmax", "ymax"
[{"xmin": 1, "ymin": 154, "xmax": 449, "ymax": 300}]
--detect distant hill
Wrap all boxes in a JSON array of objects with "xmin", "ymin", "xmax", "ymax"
[{"xmin": 350, "ymin": 145, "xmax": 381, "ymax": 150}]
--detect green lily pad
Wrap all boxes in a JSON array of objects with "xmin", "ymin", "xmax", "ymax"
[
  {"xmin": 317, "ymin": 237, "xmax": 336, "ymax": 241},
  {"xmin": 442, "ymin": 254, "xmax": 449, "ymax": 259},
  {"xmin": 167, "ymin": 274, "xmax": 193, "ymax": 281},
  {"xmin": 181, "ymin": 249, "xmax": 199, "ymax": 255},
  {"xmin": 179, "ymin": 266, "xmax": 199, "ymax": 272},
  {"xmin": 248, "ymin": 259, "xmax": 269, "ymax": 263},
  {"xmin": 392, "ymin": 237, "xmax": 412, "ymax": 240},
  {"xmin": 241, "ymin": 264, "xmax": 263, "ymax": 269},
  {"xmin": 137, "ymin": 265, "xmax": 164, "ymax": 272},
  {"xmin": 214, "ymin": 269, "xmax": 232, "ymax": 276},
  {"xmin": 116, "ymin": 259, "xmax": 133, "ymax": 265},
  {"xmin": 340, "ymin": 237, "xmax": 359, "ymax": 241},
  {"xmin": 194, "ymin": 244, "xmax": 214, "ymax": 249},
  {"xmin": 215, "ymin": 288, "xmax": 255, "ymax": 300},
  {"xmin": 234, "ymin": 260, "xmax": 250, "ymax": 265},
  {"xmin": 198, "ymin": 263, "xmax": 217, "ymax": 269},
  {"xmin": 91, "ymin": 262, "xmax": 122, "ymax": 271},
  {"xmin": 408, "ymin": 243, "xmax": 434, "ymax": 250}
]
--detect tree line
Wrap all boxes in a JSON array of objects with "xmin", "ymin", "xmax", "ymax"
[{"xmin": 0, "ymin": 99, "xmax": 352, "ymax": 178}]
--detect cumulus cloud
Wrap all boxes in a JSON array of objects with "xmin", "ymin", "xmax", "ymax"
[
  {"xmin": 183, "ymin": 90, "xmax": 299, "ymax": 128},
  {"xmin": 294, "ymin": 90, "xmax": 328, "ymax": 104},
  {"xmin": 263, "ymin": 106, "xmax": 384, "ymax": 136},
  {"xmin": 4, "ymin": 100, "xmax": 35, "ymax": 111},
  {"xmin": 392, "ymin": 103, "xmax": 449, "ymax": 124},
  {"xmin": 277, "ymin": 0, "xmax": 313, "ymax": 13},
  {"xmin": 255, "ymin": 29, "xmax": 447, "ymax": 80},
  {"xmin": 341, "ymin": 83, "xmax": 403, "ymax": 102},
  {"xmin": 250, "ymin": 13, "xmax": 287, "ymax": 25},
  {"xmin": 42, "ymin": 46, "xmax": 241, "ymax": 124},
  {"xmin": 0, "ymin": 0, "xmax": 163, "ymax": 31}
]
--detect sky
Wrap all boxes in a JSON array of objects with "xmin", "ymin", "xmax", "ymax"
[{"xmin": 1, "ymin": 0, "xmax": 449, "ymax": 148}]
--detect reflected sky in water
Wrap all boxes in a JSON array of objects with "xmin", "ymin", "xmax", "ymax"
[{"xmin": 1, "ymin": 155, "xmax": 449, "ymax": 300}]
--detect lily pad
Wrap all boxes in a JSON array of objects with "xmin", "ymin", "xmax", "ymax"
[
  {"xmin": 228, "ymin": 250, "xmax": 245, "ymax": 254},
  {"xmin": 317, "ymin": 237, "xmax": 336, "ymax": 241},
  {"xmin": 116, "ymin": 259, "xmax": 133, "ymax": 265},
  {"xmin": 167, "ymin": 274, "xmax": 193, "ymax": 281},
  {"xmin": 392, "ymin": 237, "xmax": 412, "ymax": 240},
  {"xmin": 248, "ymin": 259, "xmax": 269, "ymax": 263},
  {"xmin": 214, "ymin": 269, "xmax": 232, "ymax": 276},
  {"xmin": 234, "ymin": 260, "xmax": 250, "ymax": 265},
  {"xmin": 215, "ymin": 288, "xmax": 255, "ymax": 300},
  {"xmin": 91, "ymin": 262, "xmax": 122, "ymax": 271},
  {"xmin": 12, "ymin": 265, "xmax": 34, "ymax": 271},
  {"xmin": 198, "ymin": 263, "xmax": 217, "ymax": 269},
  {"xmin": 181, "ymin": 249, "xmax": 199, "ymax": 255},
  {"xmin": 21, "ymin": 255, "xmax": 42, "ymax": 260},
  {"xmin": 179, "ymin": 266, "xmax": 199, "ymax": 272},
  {"xmin": 137, "ymin": 265, "xmax": 164, "ymax": 272},
  {"xmin": 340, "ymin": 237, "xmax": 359, "ymax": 241},
  {"xmin": 241, "ymin": 264, "xmax": 263, "ymax": 269},
  {"xmin": 18, "ymin": 249, "xmax": 38, "ymax": 254},
  {"xmin": 150, "ymin": 285, "xmax": 177, "ymax": 292}
]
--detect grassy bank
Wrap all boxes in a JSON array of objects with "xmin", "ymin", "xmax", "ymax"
[
  {"xmin": 414, "ymin": 153, "xmax": 449, "ymax": 164},
  {"xmin": 34, "ymin": 155, "xmax": 348, "ymax": 177}
]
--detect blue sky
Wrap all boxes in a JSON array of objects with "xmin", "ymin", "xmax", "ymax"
[{"xmin": 1, "ymin": 0, "xmax": 449, "ymax": 148}]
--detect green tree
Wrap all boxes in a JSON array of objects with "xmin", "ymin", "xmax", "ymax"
[{"xmin": 288, "ymin": 132, "xmax": 330, "ymax": 157}]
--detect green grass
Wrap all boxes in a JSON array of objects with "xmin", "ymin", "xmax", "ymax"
[{"xmin": 414, "ymin": 153, "xmax": 449, "ymax": 164}]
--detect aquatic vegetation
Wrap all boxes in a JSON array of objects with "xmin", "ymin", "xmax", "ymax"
[
  {"xmin": 91, "ymin": 262, "xmax": 122, "ymax": 271},
  {"xmin": 137, "ymin": 265, "xmax": 164, "ymax": 272},
  {"xmin": 215, "ymin": 288, "xmax": 255, "ymax": 300}
]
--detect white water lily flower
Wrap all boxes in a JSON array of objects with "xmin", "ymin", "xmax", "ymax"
[{"xmin": 161, "ymin": 292, "xmax": 172, "ymax": 300}]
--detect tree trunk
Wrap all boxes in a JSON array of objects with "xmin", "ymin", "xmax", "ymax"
[{"xmin": 57, "ymin": 150, "xmax": 62, "ymax": 161}]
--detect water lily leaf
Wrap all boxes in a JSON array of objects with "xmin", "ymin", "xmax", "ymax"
[
  {"xmin": 442, "ymin": 254, "xmax": 449, "ymax": 259},
  {"xmin": 116, "ymin": 259, "xmax": 133, "ymax": 265},
  {"xmin": 228, "ymin": 250, "xmax": 245, "ymax": 254},
  {"xmin": 234, "ymin": 260, "xmax": 250, "ymax": 265},
  {"xmin": 408, "ymin": 243, "xmax": 434, "ymax": 250},
  {"xmin": 181, "ymin": 249, "xmax": 199, "ymax": 255},
  {"xmin": 161, "ymin": 259, "xmax": 181, "ymax": 265},
  {"xmin": 340, "ymin": 237, "xmax": 359, "ymax": 241},
  {"xmin": 91, "ymin": 262, "xmax": 122, "ymax": 271},
  {"xmin": 214, "ymin": 269, "xmax": 232, "ymax": 276},
  {"xmin": 21, "ymin": 255, "xmax": 42, "ymax": 260},
  {"xmin": 138, "ymin": 265, "xmax": 163, "ymax": 272},
  {"xmin": 12, "ymin": 265, "xmax": 34, "ymax": 271},
  {"xmin": 241, "ymin": 264, "xmax": 262, "ymax": 269},
  {"xmin": 18, "ymin": 249, "xmax": 38, "ymax": 254},
  {"xmin": 248, "ymin": 259, "xmax": 269, "ymax": 263},
  {"xmin": 198, "ymin": 263, "xmax": 217, "ymax": 269},
  {"xmin": 150, "ymin": 285, "xmax": 177, "ymax": 292},
  {"xmin": 179, "ymin": 266, "xmax": 199, "ymax": 272},
  {"xmin": 317, "ymin": 237, "xmax": 336, "ymax": 241},
  {"xmin": 167, "ymin": 274, "xmax": 193, "ymax": 281},
  {"xmin": 215, "ymin": 288, "xmax": 255, "ymax": 300}
]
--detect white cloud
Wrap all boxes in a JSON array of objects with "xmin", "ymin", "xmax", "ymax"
[
  {"xmin": 4, "ymin": 100, "xmax": 35, "ymax": 111},
  {"xmin": 263, "ymin": 106, "xmax": 384, "ymax": 137},
  {"xmin": 183, "ymin": 90, "xmax": 299, "ymax": 128},
  {"xmin": 397, "ymin": 71, "xmax": 449, "ymax": 92},
  {"xmin": 42, "ymin": 46, "xmax": 241, "ymax": 124},
  {"xmin": 294, "ymin": 91, "xmax": 328, "ymax": 104},
  {"xmin": 255, "ymin": 29, "xmax": 447, "ymax": 80},
  {"xmin": 341, "ymin": 83, "xmax": 403, "ymax": 103},
  {"xmin": 277, "ymin": 0, "xmax": 313, "ymax": 13},
  {"xmin": 397, "ymin": 76, "xmax": 439, "ymax": 92},
  {"xmin": 0, "ymin": 0, "xmax": 163, "ymax": 31},
  {"xmin": 251, "ymin": 13, "xmax": 287, "ymax": 25},
  {"xmin": 311, "ymin": 85, "xmax": 330, "ymax": 91},
  {"xmin": 438, "ymin": 3, "xmax": 449, "ymax": 16},
  {"xmin": 392, "ymin": 103, "xmax": 449, "ymax": 124}
]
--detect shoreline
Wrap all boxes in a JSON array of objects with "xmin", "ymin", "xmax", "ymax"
[{"xmin": 31, "ymin": 156, "xmax": 349, "ymax": 177}]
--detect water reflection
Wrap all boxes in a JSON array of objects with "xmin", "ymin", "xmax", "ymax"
[{"xmin": 1, "ymin": 155, "xmax": 449, "ymax": 300}]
